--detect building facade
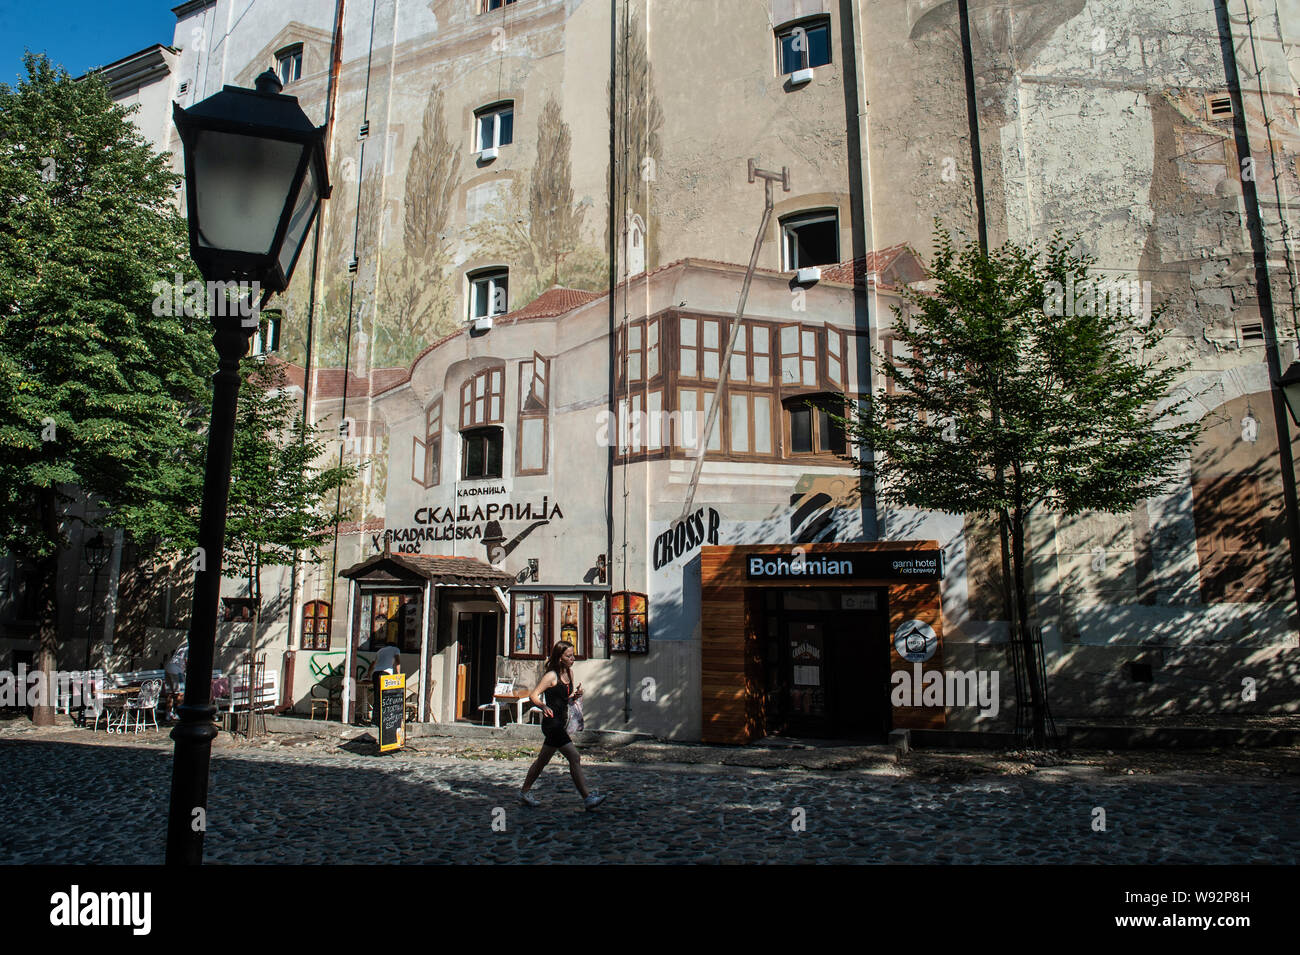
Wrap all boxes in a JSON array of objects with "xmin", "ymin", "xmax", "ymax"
[{"xmin": 6, "ymin": 0, "xmax": 1298, "ymax": 739}]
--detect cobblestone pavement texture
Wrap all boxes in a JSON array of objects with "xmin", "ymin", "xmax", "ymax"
[{"xmin": 1, "ymin": 721, "xmax": 1296, "ymax": 864}]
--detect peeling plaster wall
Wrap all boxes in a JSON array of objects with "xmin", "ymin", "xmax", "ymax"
[{"xmin": 863, "ymin": 0, "xmax": 1300, "ymax": 720}]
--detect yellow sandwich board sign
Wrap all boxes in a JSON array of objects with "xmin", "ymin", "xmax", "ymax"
[{"xmin": 378, "ymin": 673, "xmax": 406, "ymax": 752}]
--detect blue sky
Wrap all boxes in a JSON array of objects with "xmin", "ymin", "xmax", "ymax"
[{"xmin": 0, "ymin": 0, "xmax": 177, "ymax": 84}]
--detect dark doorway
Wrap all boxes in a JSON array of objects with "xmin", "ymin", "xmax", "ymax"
[
  {"xmin": 760, "ymin": 589, "xmax": 891, "ymax": 740},
  {"xmin": 457, "ymin": 612, "xmax": 498, "ymax": 719}
]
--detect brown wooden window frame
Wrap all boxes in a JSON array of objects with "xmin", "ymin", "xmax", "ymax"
[
  {"xmin": 726, "ymin": 389, "xmax": 776, "ymax": 458},
  {"xmin": 301, "ymin": 599, "xmax": 332, "ymax": 650},
  {"xmin": 517, "ymin": 353, "xmax": 549, "ymax": 475},
  {"xmin": 509, "ymin": 592, "xmax": 547, "ymax": 660},
  {"xmin": 509, "ymin": 591, "xmax": 593, "ymax": 660},
  {"xmin": 461, "ymin": 425, "xmax": 504, "ymax": 480},
  {"xmin": 412, "ymin": 398, "xmax": 442, "ymax": 488},
  {"xmin": 460, "ymin": 365, "xmax": 505, "ymax": 429},
  {"xmin": 782, "ymin": 393, "xmax": 847, "ymax": 458}
]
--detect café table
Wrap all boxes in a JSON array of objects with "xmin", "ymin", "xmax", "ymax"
[
  {"xmin": 492, "ymin": 690, "xmax": 534, "ymax": 727},
  {"xmin": 96, "ymin": 687, "xmax": 138, "ymax": 733}
]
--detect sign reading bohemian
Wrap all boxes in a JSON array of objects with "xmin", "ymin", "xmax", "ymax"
[{"xmin": 745, "ymin": 550, "xmax": 944, "ymax": 581}]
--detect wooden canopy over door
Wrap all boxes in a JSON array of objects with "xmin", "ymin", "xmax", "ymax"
[{"xmin": 700, "ymin": 542, "xmax": 947, "ymax": 744}]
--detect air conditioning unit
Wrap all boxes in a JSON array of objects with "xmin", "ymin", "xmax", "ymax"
[
  {"xmin": 479, "ymin": 146, "xmax": 499, "ymax": 162},
  {"xmin": 795, "ymin": 266, "xmax": 821, "ymax": 284},
  {"xmin": 790, "ymin": 67, "xmax": 814, "ymax": 86},
  {"xmin": 472, "ymin": 316, "xmax": 494, "ymax": 332}
]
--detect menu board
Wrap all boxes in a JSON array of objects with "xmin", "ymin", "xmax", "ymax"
[{"xmin": 378, "ymin": 673, "xmax": 406, "ymax": 752}]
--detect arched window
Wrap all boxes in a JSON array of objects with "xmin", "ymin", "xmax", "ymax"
[{"xmin": 301, "ymin": 600, "xmax": 332, "ymax": 650}]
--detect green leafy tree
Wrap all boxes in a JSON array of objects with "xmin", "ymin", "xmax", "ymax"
[
  {"xmin": 846, "ymin": 226, "xmax": 1200, "ymax": 745},
  {"xmin": 0, "ymin": 54, "xmax": 215, "ymax": 723},
  {"xmin": 225, "ymin": 357, "xmax": 357, "ymax": 652}
]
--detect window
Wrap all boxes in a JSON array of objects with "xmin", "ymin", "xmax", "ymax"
[
  {"xmin": 511, "ymin": 593, "xmax": 546, "ymax": 658},
  {"xmin": 412, "ymin": 398, "xmax": 442, "ymax": 487},
  {"xmin": 301, "ymin": 600, "xmax": 331, "ymax": 650},
  {"xmin": 461, "ymin": 427, "xmax": 503, "ymax": 480},
  {"xmin": 676, "ymin": 388, "xmax": 721, "ymax": 452},
  {"xmin": 518, "ymin": 354, "xmax": 549, "ymax": 474},
  {"xmin": 784, "ymin": 395, "xmax": 847, "ymax": 456},
  {"xmin": 510, "ymin": 592, "xmax": 595, "ymax": 659},
  {"xmin": 469, "ymin": 269, "xmax": 508, "ymax": 320},
  {"xmin": 461, "ymin": 366, "xmax": 505, "ymax": 427},
  {"xmin": 826, "ymin": 328, "xmax": 845, "ymax": 388},
  {"xmin": 610, "ymin": 592, "xmax": 647, "ymax": 654},
  {"xmin": 679, "ymin": 315, "xmax": 721, "ymax": 380},
  {"xmin": 251, "ymin": 309, "xmax": 281, "ymax": 356},
  {"xmin": 779, "ymin": 323, "xmax": 819, "ymax": 387},
  {"xmin": 482, "ymin": 0, "xmax": 518, "ymax": 10},
  {"xmin": 618, "ymin": 317, "xmax": 660, "ymax": 385},
  {"xmin": 728, "ymin": 392, "xmax": 774, "ymax": 456},
  {"xmin": 275, "ymin": 45, "xmax": 303, "ymax": 85},
  {"xmin": 777, "ymin": 19, "xmax": 831, "ymax": 75},
  {"xmin": 475, "ymin": 102, "xmax": 514, "ymax": 152},
  {"xmin": 782, "ymin": 211, "xmax": 839, "ymax": 270}
]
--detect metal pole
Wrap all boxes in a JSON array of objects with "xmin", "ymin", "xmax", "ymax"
[
  {"xmin": 165, "ymin": 320, "xmax": 251, "ymax": 865},
  {"xmin": 679, "ymin": 160, "xmax": 788, "ymax": 521}
]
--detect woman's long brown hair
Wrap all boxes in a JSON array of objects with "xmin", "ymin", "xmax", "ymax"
[{"xmin": 544, "ymin": 641, "xmax": 575, "ymax": 685}]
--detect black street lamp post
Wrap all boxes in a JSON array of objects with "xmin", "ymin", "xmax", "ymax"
[{"xmin": 165, "ymin": 70, "xmax": 330, "ymax": 866}]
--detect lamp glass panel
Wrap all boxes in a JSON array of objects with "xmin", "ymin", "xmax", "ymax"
[
  {"xmin": 278, "ymin": 162, "xmax": 319, "ymax": 278},
  {"xmin": 192, "ymin": 131, "xmax": 304, "ymax": 253}
]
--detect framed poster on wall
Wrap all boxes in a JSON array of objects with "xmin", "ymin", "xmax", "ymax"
[{"xmin": 611, "ymin": 592, "xmax": 648, "ymax": 654}]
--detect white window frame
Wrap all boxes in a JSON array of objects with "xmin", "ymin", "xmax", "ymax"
[
  {"xmin": 475, "ymin": 103, "xmax": 514, "ymax": 153},
  {"xmin": 275, "ymin": 45, "xmax": 303, "ymax": 85},
  {"xmin": 781, "ymin": 210, "xmax": 839, "ymax": 271},
  {"xmin": 468, "ymin": 269, "xmax": 509, "ymax": 320}
]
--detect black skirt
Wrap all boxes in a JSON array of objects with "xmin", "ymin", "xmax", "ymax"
[{"xmin": 541, "ymin": 717, "xmax": 571, "ymax": 749}]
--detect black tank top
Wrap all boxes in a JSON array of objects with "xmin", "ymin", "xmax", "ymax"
[{"xmin": 543, "ymin": 671, "xmax": 570, "ymax": 721}]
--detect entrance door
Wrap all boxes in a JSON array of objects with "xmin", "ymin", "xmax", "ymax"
[
  {"xmin": 763, "ymin": 590, "xmax": 891, "ymax": 740},
  {"xmin": 456, "ymin": 612, "xmax": 498, "ymax": 719}
]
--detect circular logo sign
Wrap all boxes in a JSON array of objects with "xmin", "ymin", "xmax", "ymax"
[{"xmin": 894, "ymin": 619, "xmax": 937, "ymax": 662}]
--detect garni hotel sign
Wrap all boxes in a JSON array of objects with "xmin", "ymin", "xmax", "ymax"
[{"xmin": 745, "ymin": 550, "xmax": 944, "ymax": 581}]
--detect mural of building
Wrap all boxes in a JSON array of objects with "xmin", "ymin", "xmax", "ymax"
[{"xmin": 5, "ymin": 0, "xmax": 1297, "ymax": 741}]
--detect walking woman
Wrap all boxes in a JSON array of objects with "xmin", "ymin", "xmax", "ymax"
[{"xmin": 520, "ymin": 641, "xmax": 607, "ymax": 809}]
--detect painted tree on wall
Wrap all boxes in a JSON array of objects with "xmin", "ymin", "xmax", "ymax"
[
  {"xmin": 610, "ymin": 6, "xmax": 663, "ymax": 272},
  {"xmin": 530, "ymin": 96, "xmax": 584, "ymax": 281},
  {"xmin": 372, "ymin": 87, "xmax": 464, "ymax": 366},
  {"xmin": 844, "ymin": 225, "xmax": 1201, "ymax": 746},
  {"xmin": 467, "ymin": 95, "xmax": 605, "ymax": 307}
]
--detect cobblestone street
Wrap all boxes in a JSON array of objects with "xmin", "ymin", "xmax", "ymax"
[{"xmin": 1, "ymin": 731, "xmax": 1296, "ymax": 864}]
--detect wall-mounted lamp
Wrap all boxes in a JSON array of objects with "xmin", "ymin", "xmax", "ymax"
[{"xmin": 596, "ymin": 554, "xmax": 607, "ymax": 584}]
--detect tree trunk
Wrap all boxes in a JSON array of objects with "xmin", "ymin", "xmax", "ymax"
[
  {"xmin": 31, "ymin": 488, "xmax": 62, "ymax": 726},
  {"xmin": 1011, "ymin": 478, "xmax": 1048, "ymax": 747}
]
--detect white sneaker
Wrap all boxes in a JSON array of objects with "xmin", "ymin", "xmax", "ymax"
[
  {"xmin": 583, "ymin": 792, "xmax": 607, "ymax": 810},
  {"xmin": 520, "ymin": 791, "xmax": 539, "ymax": 807}
]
